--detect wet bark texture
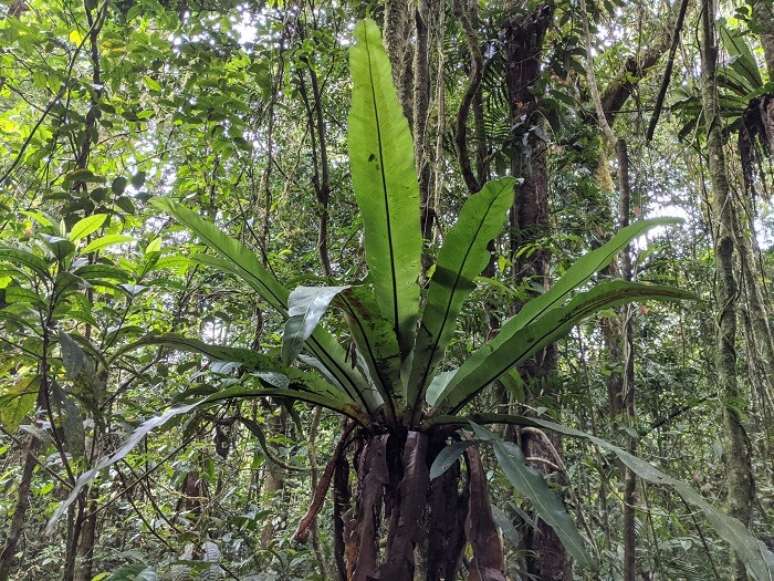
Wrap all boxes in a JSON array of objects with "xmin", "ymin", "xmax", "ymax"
[
  {"xmin": 752, "ymin": 0, "xmax": 774, "ymax": 77},
  {"xmin": 752, "ymin": 0, "xmax": 774, "ymax": 158},
  {"xmin": 465, "ymin": 447, "xmax": 506, "ymax": 581},
  {"xmin": 616, "ymin": 139, "xmax": 638, "ymax": 581},
  {"xmin": 74, "ymin": 501, "xmax": 97, "ymax": 581},
  {"xmin": 504, "ymin": 4, "xmax": 553, "ymax": 288},
  {"xmin": 260, "ymin": 408, "xmax": 287, "ymax": 547},
  {"xmin": 383, "ymin": 0, "xmax": 413, "ymax": 124},
  {"xmin": 333, "ymin": 451, "xmax": 351, "ymax": 581},
  {"xmin": 522, "ymin": 430, "xmax": 571, "ymax": 581},
  {"xmin": 379, "ymin": 432, "xmax": 430, "ymax": 579}
]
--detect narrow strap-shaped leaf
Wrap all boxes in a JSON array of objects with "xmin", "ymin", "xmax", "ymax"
[
  {"xmin": 429, "ymin": 219, "xmax": 680, "ymax": 411},
  {"xmin": 151, "ymin": 199, "xmax": 289, "ymax": 310},
  {"xmin": 408, "ymin": 177, "xmax": 515, "ymax": 413},
  {"xmin": 436, "ymin": 412, "xmax": 774, "ymax": 578},
  {"xmin": 47, "ymin": 401, "xmax": 201, "ymax": 533},
  {"xmin": 202, "ymin": 384, "xmax": 370, "ymax": 426},
  {"xmin": 433, "ymin": 281, "xmax": 694, "ymax": 413},
  {"xmin": 719, "ymin": 23, "xmax": 762, "ymax": 90},
  {"xmin": 47, "ymin": 379, "xmax": 369, "ymax": 535},
  {"xmin": 283, "ymin": 286, "xmax": 349, "ymax": 365},
  {"xmin": 507, "ymin": 218, "xmax": 680, "ymax": 336},
  {"xmin": 153, "ymin": 199, "xmax": 377, "ymax": 413},
  {"xmin": 116, "ymin": 333, "xmax": 274, "ymax": 368},
  {"xmin": 337, "ymin": 286, "xmax": 402, "ymax": 418},
  {"xmin": 349, "ymin": 18, "xmax": 422, "ymax": 358},
  {"xmin": 116, "ymin": 334, "xmax": 350, "ymax": 404},
  {"xmin": 429, "ymin": 440, "xmax": 474, "ymax": 480},
  {"xmin": 469, "ymin": 422, "xmax": 591, "ymax": 567},
  {"xmin": 305, "ymin": 330, "xmax": 383, "ymax": 414}
]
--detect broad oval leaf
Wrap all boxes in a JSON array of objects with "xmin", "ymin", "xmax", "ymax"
[
  {"xmin": 69, "ymin": 214, "xmax": 107, "ymax": 241},
  {"xmin": 82, "ymin": 234, "xmax": 134, "ymax": 254},
  {"xmin": 0, "ymin": 374, "xmax": 39, "ymax": 432},
  {"xmin": 59, "ymin": 330, "xmax": 87, "ymax": 378}
]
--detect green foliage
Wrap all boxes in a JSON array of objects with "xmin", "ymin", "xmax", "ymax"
[
  {"xmin": 349, "ymin": 18, "xmax": 423, "ymax": 363},
  {"xmin": 0, "ymin": 3, "xmax": 771, "ymax": 579},
  {"xmin": 408, "ymin": 177, "xmax": 515, "ymax": 412},
  {"xmin": 471, "ymin": 422, "xmax": 592, "ymax": 568},
  {"xmin": 0, "ymin": 374, "xmax": 39, "ymax": 432}
]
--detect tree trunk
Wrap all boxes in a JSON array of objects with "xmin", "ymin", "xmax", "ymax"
[
  {"xmin": 616, "ymin": 139, "xmax": 638, "ymax": 581},
  {"xmin": 751, "ymin": 0, "xmax": 774, "ymax": 157},
  {"xmin": 427, "ymin": 433, "xmax": 468, "ymax": 581},
  {"xmin": 260, "ymin": 407, "xmax": 287, "ymax": 547},
  {"xmin": 700, "ymin": 1, "xmax": 755, "ymax": 578},
  {"xmin": 74, "ymin": 500, "xmax": 97, "ymax": 581},
  {"xmin": 0, "ymin": 435, "xmax": 39, "ymax": 581},
  {"xmin": 338, "ymin": 429, "xmax": 502, "ymax": 581},
  {"xmin": 383, "ymin": 0, "xmax": 413, "ymax": 124},
  {"xmin": 503, "ymin": 4, "xmax": 569, "ymax": 578},
  {"xmin": 752, "ymin": 0, "xmax": 774, "ymax": 76}
]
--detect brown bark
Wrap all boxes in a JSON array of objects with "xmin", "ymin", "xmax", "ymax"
[
  {"xmin": 293, "ymin": 421, "xmax": 355, "ymax": 543},
  {"xmin": 455, "ymin": 0, "xmax": 485, "ymax": 194},
  {"xmin": 752, "ymin": 0, "xmax": 774, "ymax": 77},
  {"xmin": 601, "ymin": 38, "xmax": 670, "ymax": 127},
  {"xmin": 333, "ymin": 449, "xmax": 351, "ymax": 581},
  {"xmin": 260, "ymin": 408, "xmax": 287, "ymax": 547},
  {"xmin": 427, "ymin": 436, "xmax": 468, "ymax": 581},
  {"xmin": 295, "ymin": 14, "xmax": 334, "ymax": 276},
  {"xmin": 465, "ymin": 447, "xmax": 506, "ymax": 581},
  {"xmin": 616, "ymin": 139, "xmax": 638, "ymax": 581},
  {"xmin": 503, "ymin": 6, "xmax": 571, "ymax": 576},
  {"xmin": 700, "ymin": 2, "xmax": 755, "ymax": 577},
  {"xmin": 73, "ymin": 503, "xmax": 97, "ymax": 581},
  {"xmin": 349, "ymin": 435, "xmax": 389, "ymax": 581},
  {"xmin": 0, "ymin": 436, "xmax": 39, "ymax": 581},
  {"xmin": 522, "ymin": 430, "xmax": 571, "ymax": 581},
  {"xmin": 504, "ymin": 4, "xmax": 553, "ymax": 289},
  {"xmin": 646, "ymin": 0, "xmax": 691, "ymax": 141},
  {"xmin": 414, "ymin": 0, "xmax": 432, "ymax": 234},
  {"xmin": 383, "ymin": 0, "xmax": 413, "ymax": 123},
  {"xmin": 378, "ymin": 432, "xmax": 430, "ymax": 579}
]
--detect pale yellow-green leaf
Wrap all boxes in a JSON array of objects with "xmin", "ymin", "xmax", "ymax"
[
  {"xmin": 68, "ymin": 30, "xmax": 84, "ymax": 45},
  {"xmin": 0, "ymin": 375, "xmax": 39, "ymax": 432},
  {"xmin": 69, "ymin": 214, "xmax": 107, "ymax": 241},
  {"xmin": 82, "ymin": 234, "xmax": 134, "ymax": 254}
]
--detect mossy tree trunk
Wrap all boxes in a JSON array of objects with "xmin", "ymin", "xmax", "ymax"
[{"xmin": 700, "ymin": 1, "xmax": 755, "ymax": 577}]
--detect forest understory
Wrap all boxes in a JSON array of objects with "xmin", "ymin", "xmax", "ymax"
[{"xmin": 0, "ymin": 0, "xmax": 773, "ymax": 580}]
